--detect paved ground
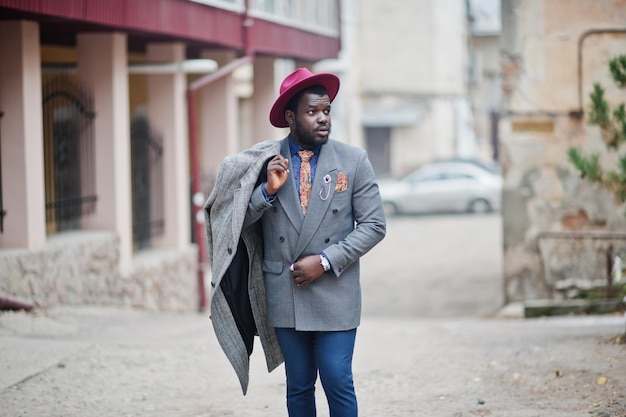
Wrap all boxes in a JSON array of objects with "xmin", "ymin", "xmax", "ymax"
[
  {"xmin": 1, "ymin": 214, "xmax": 625, "ymax": 417},
  {"xmin": 360, "ymin": 213, "xmax": 505, "ymax": 319}
]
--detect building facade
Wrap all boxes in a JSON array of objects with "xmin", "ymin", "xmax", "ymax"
[
  {"xmin": 499, "ymin": 0, "xmax": 626, "ymax": 303},
  {"xmin": 468, "ymin": 0, "xmax": 502, "ymax": 162},
  {"xmin": 355, "ymin": 0, "xmax": 475, "ymax": 177},
  {"xmin": 0, "ymin": 0, "xmax": 341, "ymax": 311}
]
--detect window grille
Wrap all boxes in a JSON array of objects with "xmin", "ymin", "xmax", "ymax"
[
  {"xmin": 131, "ymin": 113, "xmax": 165, "ymax": 250},
  {"xmin": 42, "ymin": 75, "xmax": 97, "ymax": 233}
]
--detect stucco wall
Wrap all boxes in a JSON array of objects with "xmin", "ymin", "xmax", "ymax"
[
  {"xmin": 358, "ymin": 0, "xmax": 466, "ymax": 95},
  {"xmin": 500, "ymin": 0, "xmax": 626, "ymax": 302}
]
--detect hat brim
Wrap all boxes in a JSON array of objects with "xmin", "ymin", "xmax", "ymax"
[{"xmin": 269, "ymin": 73, "xmax": 340, "ymax": 128}]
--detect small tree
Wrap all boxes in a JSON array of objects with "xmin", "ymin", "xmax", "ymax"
[
  {"xmin": 568, "ymin": 54, "xmax": 626, "ymax": 213},
  {"xmin": 568, "ymin": 56, "xmax": 626, "ymax": 333}
]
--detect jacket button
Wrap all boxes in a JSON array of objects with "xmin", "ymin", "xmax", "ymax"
[
  {"xmin": 325, "ymin": 238, "xmax": 330, "ymax": 243},
  {"xmin": 273, "ymin": 207, "xmax": 278, "ymax": 213},
  {"xmin": 332, "ymin": 209, "xmax": 338, "ymax": 214},
  {"xmin": 279, "ymin": 236, "xmax": 285, "ymax": 242},
  {"xmin": 211, "ymin": 282, "xmax": 216, "ymax": 288},
  {"xmin": 227, "ymin": 247, "xmax": 232, "ymax": 254}
]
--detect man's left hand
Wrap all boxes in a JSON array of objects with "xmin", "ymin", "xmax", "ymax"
[{"xmin": 290, "ymin": 255, "xmax": 325, "ymax": 287}]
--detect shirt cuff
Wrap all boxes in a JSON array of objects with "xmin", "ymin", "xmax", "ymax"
[{"xmin": 261, "ymin": 182, "xmax": 277, "ymax": 203}]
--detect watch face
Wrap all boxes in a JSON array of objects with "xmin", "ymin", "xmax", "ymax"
[{"xmin": 321, "ymin": 255, "xmax": 330, "ymax": 271}]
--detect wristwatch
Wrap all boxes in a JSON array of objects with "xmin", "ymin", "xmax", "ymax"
[{"xmin": 320, "ymin": 254, "xmax": 331, "ymax": 272}]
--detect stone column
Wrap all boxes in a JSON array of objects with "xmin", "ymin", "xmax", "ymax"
[
  {"xmin": 77, "ymin": 33, "xmax": 133, "ymax": 274},
  {"xmin": 0, "ymin": 21, "xmax": 46, "ymax": 250},
  {"xmin": 146, "ymin": 42, "xmax": 190, "ymax": 250}
]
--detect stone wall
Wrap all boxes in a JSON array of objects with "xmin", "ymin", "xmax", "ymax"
[
  {"xmin": 125, "ymin": 246, "xmax": 199, "ymax": 311},
  {"xmin": 500, "ymin": 0, "xmax": 626, "ymax": 303},
  {"xmin": 0, "ymin": 231, "xmax": 199, "ymax": 311}
]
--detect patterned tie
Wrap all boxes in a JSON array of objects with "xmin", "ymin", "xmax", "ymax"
[{"xmin": 297, "ymin": 150, "xmax": 314, "ymax": 215}]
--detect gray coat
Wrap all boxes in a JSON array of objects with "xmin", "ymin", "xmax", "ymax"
[{"xmin": 204, "ymin": 140, "xmax": 283, "ymax": 395}]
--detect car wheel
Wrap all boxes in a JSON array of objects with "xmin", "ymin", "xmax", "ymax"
[
  {"xmin": 468, "ymin": 198, "xmax": 491, "ymax": 213},
  {"xmin": 383, "ymin": 201, "xmax": 399, "ymax": 217}
]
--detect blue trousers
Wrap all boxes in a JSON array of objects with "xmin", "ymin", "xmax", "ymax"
[{"xmin": 274, "ymin": 327, "xmax": 358, "ymax": 417}]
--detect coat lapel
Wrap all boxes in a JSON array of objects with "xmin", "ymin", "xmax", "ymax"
[
  {"xmin": 278, "ymin": 138, "xmax": 304, "ymax": 231},
  {"xmin": 294, "ymin": 141, "xmax": 338, "ymax": 258}
]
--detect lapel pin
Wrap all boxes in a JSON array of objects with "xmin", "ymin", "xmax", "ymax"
[{"xmin": 320, "ymin": 175, "xmax": 332, "ymax": 200}]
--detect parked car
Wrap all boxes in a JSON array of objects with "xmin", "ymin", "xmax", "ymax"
[
  {"xmin": 378, "ymin": 160, "xmax": 502, "ymax": 216},
  {"xmin": 429, "ymin": 157, "xmax": 501, "ymax": 175}
]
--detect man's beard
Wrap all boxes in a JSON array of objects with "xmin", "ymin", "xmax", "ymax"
[{"xmin": 293, "ymin": 119, "xmax": 330, "ymax": 148}]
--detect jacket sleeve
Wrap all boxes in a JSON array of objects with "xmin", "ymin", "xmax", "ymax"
[
  {"xmin": 242, "ymin": 158, "xmax": 273, "ymax": 230},
  {"xmin": 322, "ymin": 150, "xmax": 387, "ymax": 277},
  {"xmin": 243, "ymin": 185, "xmax": 273, "ymax": 230}
]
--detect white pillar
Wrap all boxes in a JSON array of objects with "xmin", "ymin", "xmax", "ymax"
[
  {"xmin": 77, "ymin": 33, "xmax": 133, "ymax": 274},
  {"xmin": 0, "ymin": 21, "xmax": 46, "ymax": 249},
  {"xmin": 252, "ymin": 57, "xmax": 284, "ymax": 142},
  {"xmin": 199, "ymin": 50, "xmax": 239, "ymax": 180},
  {"xmin": 146, "ymin": 43, "xmax": 190, "ymax": 250}
]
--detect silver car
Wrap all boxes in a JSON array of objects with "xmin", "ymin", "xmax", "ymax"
[{"xmin": 378, "ymin": 160, "xmax": 502, "ymax": 216}]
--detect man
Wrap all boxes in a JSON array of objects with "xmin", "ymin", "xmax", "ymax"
[{"xmin": 205, "ymin": 67, "xmax": 386, "ymax": 416}]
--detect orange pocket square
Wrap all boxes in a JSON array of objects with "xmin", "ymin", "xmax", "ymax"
[{"xmin": 335, "ymin": 172, "xmax": 349, "ymax": 192}]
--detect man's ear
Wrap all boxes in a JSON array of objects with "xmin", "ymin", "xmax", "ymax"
[{"xmin": 285, "ymin": 110, "xmax": 295, "ymax": 126}]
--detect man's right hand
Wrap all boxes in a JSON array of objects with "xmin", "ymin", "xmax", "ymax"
[{"xmin": 264, "ymin": 155, "xmax": 289, "ymax": 196}]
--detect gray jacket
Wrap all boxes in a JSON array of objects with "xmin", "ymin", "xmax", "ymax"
[{"xmin": 244, "ymin": 137, "xmax": 386, "ymax": 330}]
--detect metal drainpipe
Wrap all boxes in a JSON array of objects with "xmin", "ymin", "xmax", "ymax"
[
  {"xmin": 0, "ymin": 111, "xmax": 5, "ymax": 233},
  {"xmin": 577, "ymin": 29, "xmax": 626, "ymax": 116},
  {"xmin": 188, "ymin": 0, "xmax": 254, "ymax": 311}
]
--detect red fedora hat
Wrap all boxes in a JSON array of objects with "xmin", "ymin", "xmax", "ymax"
[{"xmin": 269, "ymin": 68, "xmax": 340, "ymax": 128}]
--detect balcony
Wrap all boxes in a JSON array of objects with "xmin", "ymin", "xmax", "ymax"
[{"xmin": 189, "ymin": 0, "xmax": 339, "ymax": 36}]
